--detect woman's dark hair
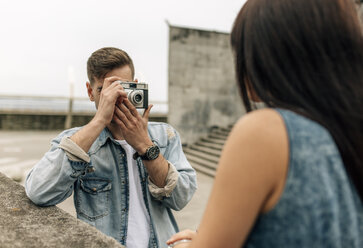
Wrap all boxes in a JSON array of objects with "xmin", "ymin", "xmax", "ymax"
[{"xmin": 231, "ymin": 0, "xmax": 363, "ymax": 201}]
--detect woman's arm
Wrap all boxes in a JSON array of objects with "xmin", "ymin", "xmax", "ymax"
[{"xmin": 169, "ymin": 109, "xmax": 289, "ymax": 248}]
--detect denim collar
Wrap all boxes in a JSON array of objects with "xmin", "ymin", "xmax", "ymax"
[{"xmin": 97, "ymin": 128, "xmax": 115, "ymax": 147}]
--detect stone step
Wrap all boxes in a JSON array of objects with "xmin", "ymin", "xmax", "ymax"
[
  {"xmin": 195, "ymin": 140, "xmax": 224, "ymax": 151},
  {"xmin": 208, "ymin": 133, "xmax": 228, "ymax": 141},
  {"xmin": 189, "ymin": 161, "xmax": 216, "ymax": 178},
  {"xmin": 185, "ymin": 152, "xmax": 218, "ymax": 171},
  {"xmin": 189, "ymin": 144, "xmax": 222, "ymax": 158},
  {"xmin": 211, "ymin": 129, "xmax": 230, "ymax": 137},
  {"xmin": 213, "ymin": 126, "xmax": 232, "ymax": 133},
  {"xmin": 184, "ymin": 147, "xmax": 220, "ymax": 165},
  {"xmin": 200, "ymin": 137, "xmax": 225, "ymax": 146},
  {"xmin": 219, "ymin": 126, "xmax": 233, "ymax": 133},
  {"xmin": 182, "ymin": 124, "xmax": 235, "ymax": 178}
]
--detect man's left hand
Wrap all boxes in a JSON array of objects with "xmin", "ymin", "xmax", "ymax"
[
  {"xmin": 113, "ymin": 99, "xmax": 154, "ymax": 154},
  {"xmin": 167, "ymin": 229, "xmax": 196, "ymax": 248}
]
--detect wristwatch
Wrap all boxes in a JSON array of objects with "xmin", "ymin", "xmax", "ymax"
[{"xmin": 133, "ymin": 144, "xmax": 160, "ymax": 161}]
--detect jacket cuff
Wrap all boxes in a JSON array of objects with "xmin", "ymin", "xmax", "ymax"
[
  {"xmin": 59, "ymin": 136, "xmax": 91, "ymax": 163},
  {"xmin": 148, "ymin": 161, "xmax": 179, "ymax": 200}
]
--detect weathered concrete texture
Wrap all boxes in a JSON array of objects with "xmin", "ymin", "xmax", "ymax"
[
  {"xmin": 168, "ymin": 25, "xmax": 245, "ymax": 145},
  {"xmin": 0, "ymin": 113, "xmax": 93, "ymax": 130},
  {"xmin": 0, "ymin": 112, "xmax": 167, "ymax": 130},
  {"xmin": 0, "ymin": 172, "xmax": 124, "ymax": 248}
]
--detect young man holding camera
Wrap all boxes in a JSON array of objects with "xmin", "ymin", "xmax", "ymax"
[{"xmin": 25, "ymin": 47, "xmax": 197, "ymax": 248}]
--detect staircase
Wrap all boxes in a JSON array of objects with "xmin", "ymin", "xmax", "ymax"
[{"xmin": 183, "ymin": 125, "xmax": 233, "ymax": 177}]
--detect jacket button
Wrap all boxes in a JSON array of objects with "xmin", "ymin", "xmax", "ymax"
[{"xmin": 92, "ymin": 187, "xmax": 97, "ymax": 192}]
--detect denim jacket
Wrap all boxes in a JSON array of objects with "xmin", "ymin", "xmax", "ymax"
[{"xmin": 25, "ymin": 122, "xmax": 197, "ymax": 248}]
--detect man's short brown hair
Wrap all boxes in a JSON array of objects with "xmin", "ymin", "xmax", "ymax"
[{"xmin": 87, "ymin": 47, "xmax": 135, "ymax": 85}]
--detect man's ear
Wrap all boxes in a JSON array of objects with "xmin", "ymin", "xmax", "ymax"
[{"xmin": 86, "ymin": 82, "xmax": 95, "ymax": 101}]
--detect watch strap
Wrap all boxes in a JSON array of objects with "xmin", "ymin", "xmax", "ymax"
[{"xmin": 133, "ymin": 151, "xmax": 141, "ymax": 160}]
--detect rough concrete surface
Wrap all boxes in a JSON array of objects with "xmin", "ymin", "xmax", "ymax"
[
  {"xmin": 168, "ymin": 25, "xmax": 245, "ymax": 145},
  {"xmin": 0, "ymin": 172, "xmax": 124, "ymax": 248}
]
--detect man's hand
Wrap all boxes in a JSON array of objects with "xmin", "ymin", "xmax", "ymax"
[
  {"xmin": 70, "ymin": 77, "xmax": 127, "ymax": 153},
  {"xmin": 94, "ymin": 76, "xmax": 127, "ymax": 127},
  {"xmin": 113, "ymin": 97, "xmax": 169, "ymax": 188},
  {"xmin": 113, "ymin": 98, "xmax": 154, "ymax": 154},
  {"xmin": 166, "ymin": 229, "xmax": 196, "ymax": 248}
]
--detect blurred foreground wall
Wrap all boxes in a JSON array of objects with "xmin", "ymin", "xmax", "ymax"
[
  {"xmin": 0, "ymin": 172, "xmax": 124, "ymax": 248},
  {"xmin": 168, "ymin": 25, "xmax": 244, "ymax": 145}
]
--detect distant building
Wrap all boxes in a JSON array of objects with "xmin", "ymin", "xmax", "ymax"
[{"xmin": 168, "ymin": 25, "xmax": 244, "ymax": 145}]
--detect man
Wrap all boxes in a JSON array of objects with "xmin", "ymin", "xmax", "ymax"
[{"xmin": 25, "ymin": 47, "xmax": 197, "ymax": 248}]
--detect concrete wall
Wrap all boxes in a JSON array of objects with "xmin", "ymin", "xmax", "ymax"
[
  {"xmin": 0, "ymin": 111, "xmax": 167, "ymax": 130},
  {"xmin": 0, "ymin": 112, "xmax": 93, "ymax": 130},
  {"xmin": 168, "ymin": 25, "xmax": 244, "ymax": 145},
  {"xmin": 0, "ymin": 172, "xmax": 124, "ymax": 248}
]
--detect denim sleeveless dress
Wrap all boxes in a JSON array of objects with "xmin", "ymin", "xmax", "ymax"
[{"xmin": 244, "ymin": 109, "xmax": 363, "ymax": 248}]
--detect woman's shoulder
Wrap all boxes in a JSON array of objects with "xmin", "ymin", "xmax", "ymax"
[
  {"xmin": 226, "ymin": 108, "xmax": 288, "ymax": 177},
  {"xmin": 212, "ymin": 109, "xmax": 290, "ymax": 227},
  {"xmin": 230, "ymin": 108, "xmax": 289, "ymax": 213},
  {"xmin": 232, "ymin": 108, "xmax": 286, "ymax": 140},
  {"xmin": 231, "ymin": 108, "xmax": 288, "ymax": 165}
]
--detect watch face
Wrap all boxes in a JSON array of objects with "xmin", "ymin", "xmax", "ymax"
[{"xmin": 146, "ymin": 145, "xmax": 160, "ymax": 160}]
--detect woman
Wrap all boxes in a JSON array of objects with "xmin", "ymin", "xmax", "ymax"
[{"xmin": 167, "ymin": 0, "xmax": 363, "ymax": 247}]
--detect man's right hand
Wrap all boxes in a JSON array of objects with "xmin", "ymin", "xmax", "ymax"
[
  {"xmin": 94, "ymin": 76, "xmax": 127, "ymax": 127},
  {"xmin": 70, "ymin": 76, "xmax": 127, "ymax": 153}
]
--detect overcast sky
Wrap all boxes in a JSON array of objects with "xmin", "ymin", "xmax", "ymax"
[{"xmin": 0, "ymin": 0, "xmax": 246, "ymax": 102}]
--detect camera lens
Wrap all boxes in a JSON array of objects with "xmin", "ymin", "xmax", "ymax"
[
  {"xmin": 134, "ymin": 94, "xmax": 142, "ymax": 103},
  {"xmin": 128, "ymin": 90, "xmax": 143, "ymax": 105}
]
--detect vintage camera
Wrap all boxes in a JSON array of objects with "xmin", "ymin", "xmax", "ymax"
[{"xmin": 118, "ymin": 81, "xmax": 148, "ymax": 108}]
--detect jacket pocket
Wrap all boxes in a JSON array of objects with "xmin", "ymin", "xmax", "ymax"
[{"xmin": 76, "ymin": 177, "xmax": 112, "ymax": 221}]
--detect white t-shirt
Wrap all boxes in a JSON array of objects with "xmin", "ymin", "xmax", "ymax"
[{"xmin": 117, "ymin": 140, "xmax": 150, "ymax": 248}]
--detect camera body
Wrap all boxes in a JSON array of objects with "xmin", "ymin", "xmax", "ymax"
[{"xmin": 118, "ymin": 81, "xmax": 148, "ymax": 109}]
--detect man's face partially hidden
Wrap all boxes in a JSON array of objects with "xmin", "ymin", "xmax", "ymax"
[{"xmin": 86, "ymin": 65, "xmax": 133, "ymax": 109}]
